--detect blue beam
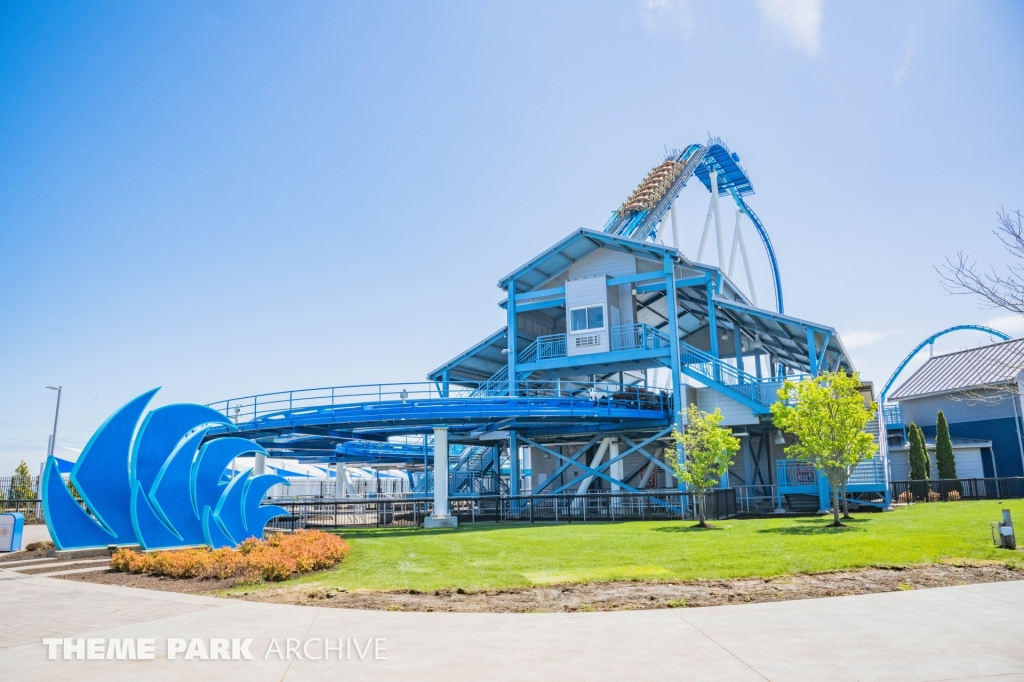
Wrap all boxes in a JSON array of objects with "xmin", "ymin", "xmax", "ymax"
[
  {"xmin": 514, "ymin": 285, "xmax": 565, "ymax": 302},
  {"xmin": 507, "ymin": 279, "xmax": 518, "ymax": 397},
  {"xmin": 516, "ymin": 298, "xmax": 565, "ymax": 313},
  {"xmin": 707, "ymin": 280, "xmax": 720, "ymax": 363},
  {"xmin": 664, "ymin": 256, "xmax": 684, "ymax": 435},
  {"xmin": 807, "ymin": 328, "xmax": 818, "ymax": 376}
]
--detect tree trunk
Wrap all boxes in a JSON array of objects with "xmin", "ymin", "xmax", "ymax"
[
  {"xmin": 831, "ymin": 482, "xmax": 842, "ymax": 526},
  {"xmin": 697, "ymin": 491, "xmax": 707, "ymax": 527},
  {"xmin": 841, "ymin": 481, "xmax": 850, "ymax": 519}
]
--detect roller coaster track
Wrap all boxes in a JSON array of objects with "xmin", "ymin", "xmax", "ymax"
[
  {"xmin": 880, "ymin": 325, "xmax": 1012, "ymax": 405},
  {"xmin": 604, "ymin": 141, "xmax": 785, "ymax": 315}
]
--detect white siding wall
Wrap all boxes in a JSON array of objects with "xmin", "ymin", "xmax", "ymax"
[
  {"xmin": 567, "ymin": 249, "xmax": 636, "ymax": 280},
  {"xmin": 695, "ymin": 388, "xmax": 757, "ymax": 426},
  {"xmin": 565, "ymin": 276, "xmax": 609, "ymax": 356},
  {"xmin": 888, "ymin": 445, "xmax": 986, "ymax": 481},
  {"xmin": 898, "ymin": 389, "xmax": 1017, "ymax": 426}
]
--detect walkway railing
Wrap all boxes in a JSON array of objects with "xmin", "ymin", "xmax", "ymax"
[
  {"xmin": 883, "ymin": 404, "xmax": 903, "ymax": 427},
  {"xmin": 776, "ymin": 460, "xmax": 818, "ymax": 487},
  {"xmin": 610, "ymin": 323, "xmax": 672, "ymax": 352},
  {"xmin": 776, "ymin": 458, "xmax": 886, "ymax": 488},
  {"xmin": 265, "ymin": 489, "xmax": 737, "ymax": 529},
  {"xmin": 680, "ymin": 342, "xmax": 801, "ymax": 406},
  {"xmin": 208, "ymin": 380, "xmax": 671, "ymax": 426}
]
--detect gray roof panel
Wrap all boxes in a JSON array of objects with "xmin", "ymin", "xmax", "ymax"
[{"xmin": 889, "ymin": 338, "xmax": 1024, "ymax": 400}]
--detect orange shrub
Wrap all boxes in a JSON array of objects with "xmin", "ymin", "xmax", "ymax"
[{"xmin": 110, "ymin": 531, "xmax": 349, "ymax": 584}]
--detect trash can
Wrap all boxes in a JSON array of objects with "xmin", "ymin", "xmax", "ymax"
[{"xmin": 0, "ymin": 512, "xmax": 25, "ymax": 552}]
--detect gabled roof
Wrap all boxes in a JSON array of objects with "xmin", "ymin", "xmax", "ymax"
[
  {"xmin": 890, "ymin": 337, "xmax": 1024, "ymax": 401},
  {"xmin": 497, "ymin": 228, "xmax": 679, "ymax": 294}
]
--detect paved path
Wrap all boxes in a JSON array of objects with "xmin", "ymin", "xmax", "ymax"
[{"xmin": 1, "ymin": 569, "xmax": 1022, "ymax": 681}]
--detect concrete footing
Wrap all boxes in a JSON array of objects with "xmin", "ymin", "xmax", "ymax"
[{"xmin": 423, "ymin": 515, "xmax": 458, "ymax": 529}]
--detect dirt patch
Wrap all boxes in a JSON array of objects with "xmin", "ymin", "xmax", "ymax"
[
  {"xmin": 54, "ymin": 562, "xmax": 1023, "ymax": 612},
  {"xmin": 55, "ymin": 570, "xmax": 241, "ymax": 594}
]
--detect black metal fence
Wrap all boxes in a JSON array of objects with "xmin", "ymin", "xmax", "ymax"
[
  {"xmin": 266, "ymin": 489, "xmax": 738, "ymax": 530},
  {"xmin": 891, "ymin": 477, "xmax": 1024, "ymax": 503},
  {"xmin": 0, "ymin": 475, "xmax": 40, "ymax": 500}
]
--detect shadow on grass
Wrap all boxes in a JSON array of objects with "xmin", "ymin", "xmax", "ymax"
[
  {"xmin": 757, "ymin": 517, "xmax": 873, "ymax": 535},
  {"xmin": 651, "ymin": 524, "xmax": 726, "ymax": 533}
]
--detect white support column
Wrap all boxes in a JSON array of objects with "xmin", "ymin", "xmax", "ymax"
[
  {"xmin": 670, "ymin": 200, "xmax": 681, "ymax": 251},
  {"xmin": 728, "ymin": 210, "xmax": 741, "ymax": 278},
  {"xmin": 697, "ymin": 191, "xmax": 715, "ymax": 261},
  {"xmin": 425, "ymin": 426, "xmax": 458, "ymax": 528},
  {"xmin": 710, "ymin": 170, "xmax": 726, "ymax": 268},
  {"xmin": 576, "ymin": 438, "xmax": 611, "ymax": 495},
  {"xmin": 522, "ymin": 446, "xmax": 532, "ymax": 495},
  {"xmin": 735, "ymin": 209, "xmax": 758, "ymax": 306},
  {"xmin": 609, "ymin": 439, "xmax": 622, "ymax": 493},
  {"xmin": 254, "ymin": 452, "xmax": 266, "ymax": 476}
]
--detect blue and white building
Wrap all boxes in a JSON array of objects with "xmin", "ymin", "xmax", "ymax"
[
  {"xmin": 886, "ymin": 338, "xmax": 1024, "ymax": 479},
  {"xmin": 206, "ymin": 140, "xmax": 889, "ymax": 515}
]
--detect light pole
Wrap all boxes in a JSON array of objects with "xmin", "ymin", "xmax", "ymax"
[{"xmin": 46, "ymin": 386, "xmax": 62, "ymax": 458}]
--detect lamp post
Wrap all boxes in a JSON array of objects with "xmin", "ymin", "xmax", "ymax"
[{"xmin": 46, "ymin": 386, "xmax": 62, "ymax": 458}]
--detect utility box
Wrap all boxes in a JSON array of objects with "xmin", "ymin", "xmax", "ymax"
[
  {"xmin": 0, "ymin": 512, "xmax": 25, "ymax": 552},
  {"xmin": 992, "ymin": 509, "xmax": 1016, "ymax": 550}
]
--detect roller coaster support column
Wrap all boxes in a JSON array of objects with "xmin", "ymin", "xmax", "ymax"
[
  {"xmin": 697, "ymin": 170, "xmax": 718, "ymax": 262},
  {"xmin": 425, "ymin": 426, "xmax": 457, "ymax": 528},
  {"xmin": 507, "ymin": 278, "xmax": 518, "ymax": 397},
  {"xmin": 670, "ymin": 201, "xmax": 681, "ymax": 250},
  {"xmin": 609, "ymin": 438, "xmax": 622, "ymax": 493},
  {"xmin": 254, "ymin": 452, "xmax": 266, "ymax": 476},
  {"xmin": 509, "ymin": 430, "xmax": 520, "ymax": 497}
]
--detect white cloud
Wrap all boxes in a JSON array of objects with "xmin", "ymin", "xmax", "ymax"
[
  {"xmin": 840, "ymin": 329, "xmax": 900, "ymax": 350},
  {"xmin": 985, "ymin": 314, "xmax": 1024, "ymax": 338},
  {"xmin": 640, "ymin": 0, "xmax": 692, "ymax": 36},
  {"xmin": 893, "ymin": 25, "xmax": 918, "ymax": 86},
  {"xmin": 753, "ymin": 0, "xmax": 823, "ymax": 57}
]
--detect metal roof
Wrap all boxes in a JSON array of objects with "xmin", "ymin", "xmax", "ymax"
[
  {"xmin": 889, "ymin": 337, "xmax": 1024, "ymax": 400},
  {"xmin": 497, "ymin": 229, "xmax": 678, "ymax": 294}
]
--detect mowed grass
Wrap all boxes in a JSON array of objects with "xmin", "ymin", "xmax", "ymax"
[{"xmin": 265, "ymin": 501, "xmax": 1024, "ymax": 593}]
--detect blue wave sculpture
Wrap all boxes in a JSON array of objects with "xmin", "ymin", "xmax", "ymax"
[{"xmin": 43, "ymin": 389, "xmax": 290, "ymax": 551}]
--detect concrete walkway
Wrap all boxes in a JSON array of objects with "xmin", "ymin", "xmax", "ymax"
[{"xmin": 1, "ymin": 568, "xmax": 1022, "ymax": 681}]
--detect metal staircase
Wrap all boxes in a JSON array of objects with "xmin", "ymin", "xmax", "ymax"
[{"xmin": 678, "ymin": 342, "xmax": 789, "ymax": 412}]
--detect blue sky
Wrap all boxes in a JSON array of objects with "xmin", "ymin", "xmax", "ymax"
[{"xmin": 2, "ymin": 1, "xmax": 1022, "ymax": 473}]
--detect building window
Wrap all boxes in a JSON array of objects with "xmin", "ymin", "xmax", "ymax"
[{"xmin": 570, "ymin": 305, "xmax": 604, "ymax": 332}]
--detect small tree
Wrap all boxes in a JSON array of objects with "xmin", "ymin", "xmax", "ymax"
[
  {"xmin": 8, "ymin": 460, "xmax": 35, "ymax": 500},
  {"xmin": 770, "ymin": 371, "xmax": 878, "ymax": 527},
  {"xmin": 935, "ymin": 411, "xmax": 957, "ymax": 479},
  {"xmin": 667, "ymin": 405, "xmax": 740, "ymax": 527},
  {"xmin": 908, "ymin": 423, "xmax": 929, "ymax": 481}
]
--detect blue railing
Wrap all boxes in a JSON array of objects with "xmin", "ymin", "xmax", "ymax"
[
  {"xmin": 207, "ymin": 380, "xmax": 672, "ymax": 427},
  {"xmin": 610, "ymin": 323, "xmax": 671, "ymax": 352},
  {"xmin": 679, "ymin": 342, "xmax": 801, "ymax": 406},
  {"xmin": 883, "ymin": 404, "xmax": 903, "ymax": 427},
  {"xmin": 776, "ymin": 460, "xmax": 818, "ymax": 487},
  {"xmin": 776, "ymin": 458, "xmax": 886, "ymax": 488},
  {"xmin": 517, "ymin": 324, "xmax": 669, "ymax": 366}
]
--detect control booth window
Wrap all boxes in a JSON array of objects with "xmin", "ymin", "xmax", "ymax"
[{"xmin": 570, "ymin": 305, "xmax": 604, "ymax": 332}]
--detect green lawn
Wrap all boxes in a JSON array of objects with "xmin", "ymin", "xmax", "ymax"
[{"xmin": 266, "ymin": 501, "xmax": 1024, "ymax": 593}]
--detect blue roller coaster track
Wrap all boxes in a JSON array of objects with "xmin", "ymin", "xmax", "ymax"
[{"xmin": 602, "ymin": 139, "xmax": 784, "ymax": 314}]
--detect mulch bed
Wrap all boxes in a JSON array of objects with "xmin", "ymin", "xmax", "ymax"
[{"xmin": 52, "ymin": 561, "xmax": 1023, "ymax": 612}]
